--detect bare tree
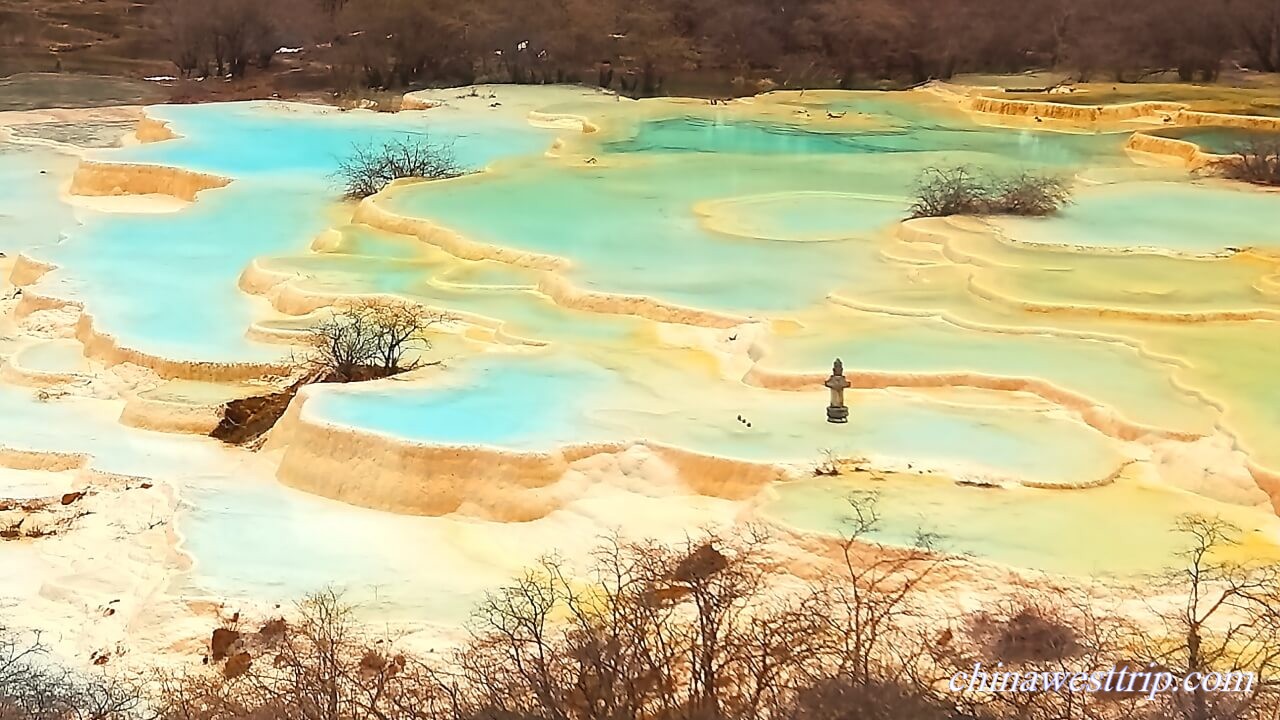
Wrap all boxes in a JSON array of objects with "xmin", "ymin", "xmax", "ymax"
[
  {"xmin": 1143, "ymin": 516, "xmax": 1280, "ymax": 720},
  {"xmin": 1, "ymin": 626, "xmax": 142, "ymax": 720},
  {"xmin": 158, "ymin": 0, "xmax": 297, "ymax": 78},
  {"xmin": 1215, "ymin": 139, "xmax": 1280, "ymax": 187},
  {"xmin": 910, "ymin": 165, "xmax": 1072, "ymax": 219},
  {"xmin": 1224, "ymin": 0, "xmax": 1280, "ymax": 72},
  {"xmin": 151, "ymin": 590, "xmax": 464, "ymax": 720},
  {"xmin": 305, "ymin": 299, "xmax": 449, "ymax": 381},
  {"xmin": 335, "ymin": 135, "xmax": 464, "ymax": 199}
]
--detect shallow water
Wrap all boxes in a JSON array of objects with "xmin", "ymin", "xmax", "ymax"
[
  {"xmin": 0, "ymin": 143, "xmax": 78, "ymax": 256},
  {"xmin": 21, "ymin": 102, "xmax": 560, "ymax": 361},
  {"xmin": 5, "ymin": 85, "xmax": 1280, "ymax": 594},
  {"xmin": 996, "ymin": 182, "xmax": 1280, "ymax": 253},
  {"xmin": 308, "ymin": 351, "xmax": 1128, "ymax": 487},
  {"xmin": 604, "ymin": 108, "xmax": 1119, "ymax": 163},
  {"xmin": 765, "ymin": 473, "xmax": 1280, "ymax": 576},
  {"xmin": 1150, "ymin": 126, "xmax": 1280, "ymax": 154},
  {"xmin": 14, "ymin": 340, "xmax": 91, "ymax": 375}
]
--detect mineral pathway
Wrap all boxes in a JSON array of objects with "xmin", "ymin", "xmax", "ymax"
[{"xmin": 2, "ymin": 78, "xmax": 1280, "ymax": 667}]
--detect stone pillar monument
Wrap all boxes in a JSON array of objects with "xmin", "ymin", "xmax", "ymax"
[{"xmin": 825, "ymin": 358, "xmax": 850, "ymax": 424}]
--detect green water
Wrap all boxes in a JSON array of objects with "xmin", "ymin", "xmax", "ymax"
[
  {"xmin": 1150, "ymin": 126, "xmax": 1280, "ymax": 154},
  {"xmin": 6, "ymin": 86, "xmax": 1280, "ymax": 583},
  {"xmin": 765, "ymin": 473, "xmax": 1280, "ymax": 576}
]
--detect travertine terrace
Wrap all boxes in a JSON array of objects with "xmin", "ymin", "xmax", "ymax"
[{"xmin": 3, "ymin": 80, "xmax": 1280, "ymax": 666}]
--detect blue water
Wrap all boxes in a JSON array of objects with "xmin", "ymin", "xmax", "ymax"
[
  {"xmin": 25, "ymin": 102, "xmax": 560, "ymax": 360},
  {"xmin": 306, "ymin": 355, "xmax": 617, "ymax": 449},
  {"xmin": 103, "ymin": 101, "xmax": 555, "ymax": 182},
  {"xmin": 607, "ymin": 99, "xmax": 1122, "ymax": 166},
  {"xmin": 305, "ymin": 351, "xmax": 1125, "ymax": 487},
  {"xmin": 999, "ymin": 182, "xmax": 1280, "ymax": 252},
  {"xmin": 0, "ymin": 144, "xmax": 77, "ymax": 255}
]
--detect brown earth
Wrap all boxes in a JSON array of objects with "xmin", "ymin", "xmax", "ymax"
[
  {"xmin": 212, "ymin": 366, "xmax": 401, "ymax": 445},
  {"xmin": 0, "ymin": 0, "xmax": 799, "ymax": 108},
  {"xmin": 0, "ymin": 0, "xmax": 339, "ymax": 107}
]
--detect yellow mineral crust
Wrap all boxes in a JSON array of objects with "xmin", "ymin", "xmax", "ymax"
[{"xmin": 69, "ymin": 160, "xmax": 230, "ymax": 201}]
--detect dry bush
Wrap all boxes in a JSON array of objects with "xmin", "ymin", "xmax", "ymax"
[
  {"xmin": 456, "ymin": 530, "xmax": 828, "ymax": 719},
  {"xmin": 304, "ymin": 299, "xmax": 449, "ymax": 381},
  {"xmin": 909, "ymin": 166, "xmax": 990, "ymax": 218},
  {"xmin": 1140, "ymin": 516, "xmax": 1280, "ymax": 720},
  {"xmin": 1, "ymin": 626, "xmax": 142, "ymax": 720},
  {"xmin": 150, "ymin": 590, "xmax": 462, "ymax": 720},
  {"xmin": 909, "ymin": 165, "xmax": 1072, "ymax": 218},
  {"xmin": 148, "ymin": 498, "xmax": 954, "ymax": 719},
  {"xmin": 453, "ymin": 496, "xmax": 955, "ymax": 720},
  {"xmin": 12, "ymin": 507, "xmax": 1280, "ymax": 720},
  {"xmin": 334, "ymin": 135, "xmax": 464, "ymax": 199},
  {"xmin": 988, "ymin": 171, "xmax": 1074, "ymax": 216},
  {"xmin": 1215, "ymin": 139, "xmax": 1280, "ymax": 187},
  {"xmin": 983, "ymin": 606, "xmax": 1082, "ymax": 665}
]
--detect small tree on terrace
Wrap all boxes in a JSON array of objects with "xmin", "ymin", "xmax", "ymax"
[
  {"xmin": 334, "ymin": 135, "xmax": 464, "ymax": 199},
  {"xmin": 909, "ymin": 165, "xmax": 989, "ymax": 218},
  {"xmin": 909, "ymin": 165, "xmax": 1072, "ymax": 219},
  {"xmin": 305, "ymin": 299, "xmax": 450, "ymax": 381},
  {"xmin": 1215, "ymin": 139, "xmax": 1280, "ymax": 187}
]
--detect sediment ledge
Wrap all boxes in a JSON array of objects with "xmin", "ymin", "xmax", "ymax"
[
  {"xmin": 1, "ymin": 344, "xmax": 88, "ymax": 389},
  {"xmin": 1176, "ymin": 110, "xmax": 1280, "ymax": 131},
  {"xmin": 1248, "ymin": 461, "xmax": 1280, "ymax": 514},
  {"xmin": 527, "ymin": 110, "xmax": 601, "ymax": 134},
  {"xmin": 119, "ymin": 393, "xmax": 228, "ymax": 435},
  {"xmin": 535, "ymin": 274, "xmax": 747, "ymax": 329},
  {"xmin": 896, "ymin": 217, "xmax": 1240, "ymax": 262},
  {"xmin": 744, "ymin": 364, "xmax": 1197, "ymax": 444},
  {"xmin": 965, "ymin": 96, "xmax": 1183, "ymax": 123},
  {"xmin": 267, "ymin": 383, "xmax": 786, "ymax": 520},
  {"xmin": 963, "ymin": 94, "xmax": 1280, "ymax": 132},
  {"xmin": 134, "ymin": 116, "xmax": 178, "ymax": 144},
  {"xmin": 11, "ymin": 290, "xmax": 289, "ymax": 382},
  {"xmin": 69, "ymin": 160, "xmax": 230, "ymax": 201},
  {"xmin": 357, "ymin": 192, "xmax": 754, "ymax": 330},
  {"xmin": 1124, "ymin": 132, "xmax": 1229, "ymax": 169},
  {"xmin": 964, "ymin": 276, "xmax": 1280, "ymax": 323},
  {"xmin": 0, "ymin": 445, "xmax": 89, "ymax": 472},
  {"xmin": 74, "ymin": 312, "xmax": 290, "ymax": 382},
  {"xmin": 354, "ymin": 192, "xmax": 567, "ymax": 271},
  {"xmin": 269, "ymin": 385, "xmax": 591, "ymax": 520},
  {"xmin": 8, "ymin": 254, "xmax": 57, "ymax": 286},
  {"xmin": 237, "ymin": 258, "xmax": 509, "ymax": 334}
]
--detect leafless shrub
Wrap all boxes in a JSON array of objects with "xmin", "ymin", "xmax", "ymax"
[
  {"xmin": 22, "ymin": 523, "xmax": 54, "ymax": 539},
  {"xmin": 1215, "ymin": 139, "xmax": 1280, "ymax": 187},
  {"xmin": 152, "ymin": 589, "xmax": 462, "ymax": 720},
  {"xmin": 909, "ymin": 165, "xmax": 1072, "ymax": 218},
  {"xmin": 909, "ymin": 165, "xmax": 990, "ymax": 218},
  {"xmin": 304, "ymin": 299, "xmax": 450, "ymax": 381},
  {"xmin": 0, "ymin": 626, "xmax": 142, "ymax": 720},
  {"xmin": 813, "ymin": 448, "xmax": 841, "ymax": 476},
  {"xmin": 0, "ymin": 518, "xmax": 20, "ymax": 540},
  {"xmin": 1140, "ymin": 515, "xmax": 1280, "ymax": 720},
  {"xmin": 456, "ymin": 529, "xmax": 835, "ymax": 720},
  {"xmin": 334, "ymin": 135, "xmax": 464, "ymax": 199},
  {"xmin": 988, "ymin": 171, "xmax": 1074, "ymax": 216},
  {"xmin": 143, "ymin": 507, "xmax": 950, "ymax": 719},
  {"xmin": 10, "ymin": 508, "xmax": 1280, "ymax": 720}
]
